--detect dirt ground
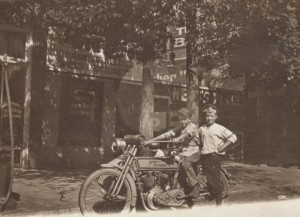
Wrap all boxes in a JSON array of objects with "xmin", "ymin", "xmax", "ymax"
[{"xmin": 1, "ymin": 161, "xmax": 300, "ymax": 216}]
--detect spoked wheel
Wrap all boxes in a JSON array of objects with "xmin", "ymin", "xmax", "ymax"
[{"xmin": 79, "ymin": 168, "xmax": 132, "ymax": 215}]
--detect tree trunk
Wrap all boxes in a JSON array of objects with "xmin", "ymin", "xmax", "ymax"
[
  {"xmin": 26, "ymin": 26, "xmax": 47, "ymax": 168},
  {"xmin": 140, "ymin": 61, "xmax": 154, "ymax": 140},
  {"xmin": 186, "ymin": 7, "xmax": 200, "ymax": 125},
  {"xmin": 186, "ymin": 67, "xmax": 200, "ymax": 125}
]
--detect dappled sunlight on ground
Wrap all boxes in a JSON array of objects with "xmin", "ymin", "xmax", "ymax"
[{"xmin": 2, "ymin": 161, "xmax": 300, "ymax": 216}]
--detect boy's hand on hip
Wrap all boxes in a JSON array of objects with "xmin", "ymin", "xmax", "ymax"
[
  {"xmin": 218, "ymin": 141, "xmax": 232, "ymax": 152},
  {"xmin": 217, "ymin": 146, "xmax": 224, "ymax": 153}
]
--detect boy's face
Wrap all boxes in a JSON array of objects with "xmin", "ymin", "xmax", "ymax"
[
  {"xmin": 205, "ymin": 112, "xmax": 217, "ymax": 126},
  {"xmin": 178, "ymin": 114, "xmax": 189, "ymax": 128}
]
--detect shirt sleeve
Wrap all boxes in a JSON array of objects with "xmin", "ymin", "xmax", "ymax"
[
  {"xmin": 221, "ymin": 128, "xmax": 237, "ymax": 144},
  {"xmin": 163, "ymin": 129, "xmax": 176, "ymax": 139},
  {"xmin": 185, "ymin": 123, "xmax": 198, "ymax": 137}
]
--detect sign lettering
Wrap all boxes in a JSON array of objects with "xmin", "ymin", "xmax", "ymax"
[
  {"xmin": 47, "ymin": 39, "xmax": 187, "ymax": 85},
  {"xmin": 47, "ymin": 40, "xmax": 133, "ymax": 80}
]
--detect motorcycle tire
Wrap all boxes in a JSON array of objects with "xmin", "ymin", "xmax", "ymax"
[
  {"xmin": 221, "ymin": 171, "xmax": 229, "ymax": 200},
  {"xmin": 207, "ymin": 172, "xmax": 229, "ymax": 205},
  {"xmin": 78, "ymin": 168, "xmax": 133, "ymax": 215}
]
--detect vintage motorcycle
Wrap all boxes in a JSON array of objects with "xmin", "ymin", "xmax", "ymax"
[{"xmin": 78, "ymin": 135, "xmax": 232, "ymax": 215}]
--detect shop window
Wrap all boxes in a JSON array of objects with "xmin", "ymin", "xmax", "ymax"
[
  {"xmin": 115, "ymin": 83, "xmax": 140, "ymax": 137},
  {"xmin": 59, "ymin": 77, "xmax": 103, "ymax": 146}
]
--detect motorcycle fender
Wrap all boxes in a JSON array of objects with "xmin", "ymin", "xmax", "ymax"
[
  {"xmin": 101, "ymin": 157, "xmax": 123, "ymax": 168},
  {"xmin": 126, "ymin": 173, "xmax": 138, "ymax": 208},
  {"xmin": 100, "ymin": 162, "xmax": 137, "ymax": 208}
]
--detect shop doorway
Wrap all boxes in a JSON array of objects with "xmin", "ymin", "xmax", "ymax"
[{"xmin": 58, "ymin": 77, "xmax": 104, "ymax": 147}]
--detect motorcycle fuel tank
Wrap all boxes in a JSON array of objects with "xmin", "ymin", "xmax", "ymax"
[{"xmin": 135, "ymin": 157, "xmax": 179, "ymax": 171}]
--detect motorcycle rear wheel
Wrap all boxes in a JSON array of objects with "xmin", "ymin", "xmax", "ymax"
[
  {"xmin": 78, "ymin": 168, "xmax": 132, "ymax": 215},
  {"xmin": 221, "ymin": 172, "xmax": 229, "ymax": 200}
]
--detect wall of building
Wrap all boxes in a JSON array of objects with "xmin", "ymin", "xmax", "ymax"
[{"xmin": 245, "ymin": 90, "xmax": 300, "ymax": 165}]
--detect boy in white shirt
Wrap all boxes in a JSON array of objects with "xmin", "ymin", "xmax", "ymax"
[{"xmin": 199, "ymin": 104, "xmax": 237, "ymax": 205}]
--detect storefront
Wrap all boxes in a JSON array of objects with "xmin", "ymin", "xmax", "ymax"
[
  {"xmin": 32, "ymin": 39, "xmax": 128, "ymax": 168},
  {"xmin": 0, "ymin": 24, "xmax": 188, "ymax": 169},
  {"xmin": 1, "ymin": 24, "xmax": 247, "ymax": 168},
  {"xmin": 35, "ymin": 37, "xmax": 187, "ymax": 168}
]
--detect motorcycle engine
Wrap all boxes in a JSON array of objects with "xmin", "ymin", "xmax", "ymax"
[
  {"xmin": 143, "ymin": 172, "xmax": 185, "ymax": 209},
  {"xmin": 145, "ymin": 186, "xmax": 185, "ymax": 209},
  {"xmin": 145, "ymin": 186, "xmax": 164, "ymax": 210},
  {"xmin": 153, "ymin": 189, "xmax": 185, "ymax": 207}
]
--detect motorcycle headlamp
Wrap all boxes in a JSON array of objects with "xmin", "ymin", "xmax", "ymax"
[{"xmin": 111, "ymin": 138, "xmax": 127, "ymax": 153}]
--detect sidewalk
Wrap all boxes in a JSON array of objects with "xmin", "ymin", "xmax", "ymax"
[
  {"xmin": 2, "ymin": 161, "xmax": 300, "ymax": 216},
  {"xmin": 2, "ymin": 169, "xmax": 90, "ymax": 216}
]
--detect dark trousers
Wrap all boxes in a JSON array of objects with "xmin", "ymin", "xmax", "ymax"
[
  {"xmin": 202, "ymin": 153, "xmax": 223, "ymax": 206},
  {"xmin": 181, "ymin": 152, "xmax": 201, "ymax": 186}
]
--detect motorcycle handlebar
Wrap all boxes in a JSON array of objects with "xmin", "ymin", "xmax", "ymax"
[
  {"xmin": 111, "ymin": 136, "xmax": 174, "ymax": 153},
  {"xmin": 146, "ymin": 140, "xmax": 173, "ymax": 143},
  {"xmin": 144, "ymin": 140, "xmax": 173, "ymax": 146}
]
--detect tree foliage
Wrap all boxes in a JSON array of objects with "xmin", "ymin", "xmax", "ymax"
[
  {"xmin": 173, "ymin": 0, "xmax": 300, "ymax": 91},
  {"xmin": 228, "ymin": 0, "xmax": 299, "ymax": 90},
  {"xmin": 0, "ymin": 0, "xmax": 299, "ymax": 89},
  {"xmin": 0, "ymin": 0, "xmax": 178, "ymax": 62},
  {"xmin": 192, "ymin": 0, "xmax": 299, "ymax": 90}
]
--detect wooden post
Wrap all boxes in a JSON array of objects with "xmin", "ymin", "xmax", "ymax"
[{"xmin": 21, "ymin": 30, "xmax": 33, "ymax": 169}]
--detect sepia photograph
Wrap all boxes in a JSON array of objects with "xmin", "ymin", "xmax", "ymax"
[{"xmin": 0, "ymin": 0, "xmax": 299, "ymax": 216}]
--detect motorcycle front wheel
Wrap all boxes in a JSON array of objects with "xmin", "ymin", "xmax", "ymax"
[{"xmin": 78, "ymin": 168, "xmax": 132, "ymax": 215}]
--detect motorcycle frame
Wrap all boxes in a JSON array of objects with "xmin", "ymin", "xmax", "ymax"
[
  {"xmin": 100, "ymin": 145, "xmax": 231, "ymax": 211},
  {"xmin": 101, "ymin": 149, "xmax": 181, "ymax": 211}
]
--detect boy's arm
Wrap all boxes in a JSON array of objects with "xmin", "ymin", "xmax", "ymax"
[
  {"xmin": 144, "ymin": 129, "xmax": 177, "ymax": 145},
  {"xmin": 173, "ymin": 124, "xmax": 198, "ymax": 144},
  {"xmin": 217, "ymin": 128, "xmax": 237, "ymax": 152},
  {"xmin": 172, "ymin": 131, "xmax": 190, "ymax": 144},
  {"xmin": 217, "ymin": 140, "xmax": 233, "ymax": 152}
]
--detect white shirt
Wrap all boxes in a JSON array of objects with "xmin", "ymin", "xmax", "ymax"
[
  {"xmin": 199, "ymin": 123, "xmax": 237, "ymax": 155},
  {"xmin": 164, "ymin": 122, "xmax": 200, "ymax": 156}
]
